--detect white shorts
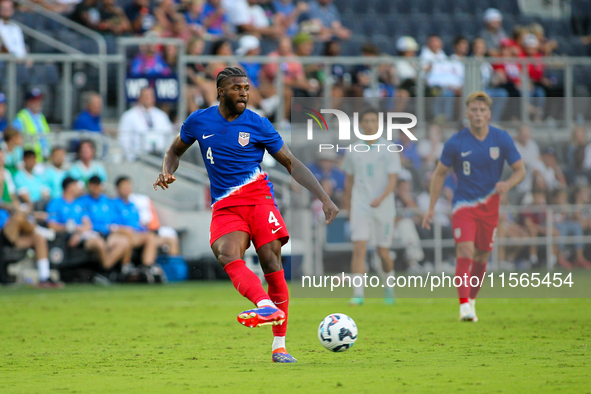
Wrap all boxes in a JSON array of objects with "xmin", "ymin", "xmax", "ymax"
[{"xmin": 349, "ymin": 213, "xmax": 394, "ymax": 248}]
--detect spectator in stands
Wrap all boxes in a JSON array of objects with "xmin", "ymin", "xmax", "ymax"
[
  {"xmin": 76, "ymin": 176, "xmax": 131, "ymax": 267},
  {"xmin": 73, "ymin": 91, "xmax": 103, "ymax": 133},
  {"xmin": 515, "ymin": 124, "xmax": 541, "ymax": 193},
  {"xmin": 14, "ymin": 150, "xmax": 50, "ymax": 206},
  {"xmin": 0, "ymin": 92, "xmax": 6, "ymax": 135},
  {"xmin": 322, "ymin": 39, "xmax": 346, "ymax": 109},
  {"xmin": 154, "ymin": 0, "xmax": 179, "ymax": 34},
  {"xmin": 496, "ymin": 193, "xmax": 529, "ymax": 268},
  {"xmin": 68, "ymin": 139, "xmax": 107, "ymax": 184},
  {"xmin": 523, "ymin": 34, "xmax": 547, "ymax": 123},
  {"xmin": 130, "ymin": 40, "xmax": 172, "ymax": 77},
  {"xmin": 529, "ymin": 23, "xmax": 558, "ymax": 56},
  {"xmin": 417, "ymin": 122, "xmax": 444, "ymax": 171},
  {"xmin": 574, "ymin": 185, "xmax": 591, "ymax": 232},
  {"xmin": 46, "ymin": 177, "xmax": 124, "ymax": 270},
  {"xmin": 552, "ymin": 188, "xmax": 591, "ymax": 269},
  {"xmin": 395, "ymin": 129, "xmax": 421, "ymax": 170},
  {"xmin": 429, "ymin": 36, "xmax": 468, "ymax": 121},
  {"xmin": 520, "ymin": 188, "xmax": 560, "ymax": 267},
  {"xmin": 205, "ymin": 38, "xmax": 236, "ymax": 82},
  {"xmin": 1, "ymin": 127, "xmax": 23, "ymax": 176},
  {"xmin": 263, "ymin": 35, "xmax": 315, "ymax": 120},
  {"xmin": 471, "ymin": 37, "xmax": 509, "ymax": 122},
  {"xmin": 0, "ymin": 149, "xmax": 16, "ymax": 206},
  {"xmin": 236, "ymin": 35, "xmax": 280, "ymax": 118},
  {"xmin": 303, "ymin": 0, "xmax": 350, "ymax": 41},
  {"xmin": 221, "ymin": 0, "xmax": 249, "ymax": 34},
  {"xmin": 394, "ymin": 179, "xmax": 425, "ymax": 272},
  {"xmin": 0, "ymin": 208, "xmax": 57, "ymax": 287},
  {"xmin": 420, "ymin": 34, "xmax": 446, "ymax": 68},
  {"xmin": 112, "ymin": 176, "xmax": 163, "ymax": 277},
  {"xmin": 479, "ymin": 8, "xmax": 507, "ymax": 56},
  {"xmin": 12, "ymin": 88, "xmax": 51, "ymax": 163},
  {"xmin": 199, "ymin": 0, "xmax": 230, "ymax": 37},
  {"xmin": 186, "ymin": 37, "xmax": 217, "ymax": 112},
  {"xmin": 43, "ymin": 146, "xmax": 68, "ymax": 200},
  {"xmin": 565, "ymin": 126, "xmax": 591, "ymax": 185},
  {"xmin": 118, "ymin": 87, "xmax": 173, "ymax": 161},
  {"xmin": 527, "ymin": 147, "xmax": 566, "ymax": 198},
  {"xmin": 307, "ymin": 150, "xmax": 345, "ymax": 207},
  {"xmin": 395, "ymin": 36, "xmax": 420, "ymax": 98},
  {"xmin": 493, "ymin": 39, "xmax": 522, "ymax": 99},
  {"xmin": 273, "ymin": 0, "xmax": 308, "ymax": 36},
  {"xmin": 184, "ymin": 0, "xmax": 205, "ymax": 37},
  {"xmin": 125, "ymin": 0, "xmax": 156, "ymax": 35},
  {"xmin": 0, "ymin": 0, "xmax": 27, "ymax": 59},
  {"xmin": 239, "ymin": 0, "xmax": 283, "ymax": 39},
  {"xmin": 98, "ymin": 0, "xmax": 131, "ymax": 35},
  {"xmin": 127, "ymin": 181, "xmax": 181, "ymax": 256},
  {"xmin": 71, "ymin": 0, "xmax": 102, "ymax": 31}
]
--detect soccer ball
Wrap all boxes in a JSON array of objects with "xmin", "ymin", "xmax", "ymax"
[{"xmin": 317, "ymin": 313, "xmax": 358, "ymax": 352}]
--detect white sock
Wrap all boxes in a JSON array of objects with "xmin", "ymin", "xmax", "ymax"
[
  {"xmin": 37, "ymin": 258, "xmax": 50, "ymax": 281},
  {"xmin": 257, "ymin": 299, "xmax": 275, "ymax": 308},
  {"xmin": 272, "ymin": 336, "xmax": 286, "ymax": 351},
  {"xmin": 384, "ymin": 270, "xmax": 395, "ymax": 280},
  {"xmin": 352, "ymin": 274, "xmax": 364, "ymax": 298}
]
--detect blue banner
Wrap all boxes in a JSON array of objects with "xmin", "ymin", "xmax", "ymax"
[{"xmin": 125, "ymin": 74, "xmax": 179, "ymax": 103}]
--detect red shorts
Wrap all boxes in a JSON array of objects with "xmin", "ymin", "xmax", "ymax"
[
  {"xmin": 210, "ymin": 204, "xmax": 290, "ymax": 250},
  {"xmin": 451, "ymin": 194, "xmax": 500, "ymax": 252}
]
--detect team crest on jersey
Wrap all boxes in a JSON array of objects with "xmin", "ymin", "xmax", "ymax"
[
  {"xmin": 490, "ymin": 147, "xmax": 499, "ymax": 160},
  {"xmin": 238, "ymin": 132, "xmax": 250, "ymax": 147}
]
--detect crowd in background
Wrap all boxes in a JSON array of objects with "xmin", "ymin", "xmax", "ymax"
[
  {"xmin": 0, "ymin": 89, "xmax": 181, "ymax": 285},
  {"xmin": 307, "ymin": 121, "xmax": 591, "ymax": 272},
  {"xmin": 2, "ymin": 0, "xmax": 591, "ymax": 278}
]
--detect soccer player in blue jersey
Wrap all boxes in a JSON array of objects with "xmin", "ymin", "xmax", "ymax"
[
  {"xmin": 422, "ymin": 92, "xmax": 526, "ymax": 321},
  {"xmin": 154, "ymin": 67, "xmax": 339, "ymax": 363}
]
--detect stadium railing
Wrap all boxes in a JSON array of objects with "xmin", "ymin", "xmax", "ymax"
[{"xmin": 2, "ymin": 43, "xmax": 590, "ymax": 131}]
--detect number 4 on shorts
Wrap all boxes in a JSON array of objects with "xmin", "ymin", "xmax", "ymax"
[{"xmin": 269, "ymin": 210, "xmax": 279, "ymax": 226}]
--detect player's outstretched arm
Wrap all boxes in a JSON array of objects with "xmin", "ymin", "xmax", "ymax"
[
  {"xmin": 494, "ymin": 159, "xmax": 526, "ymax": 195},
  {"xmin": 272, "ymin": 143, "xmax": 339, "ymax": 225},
  {"xmin": 153, "ymin": 134, "xmax": 192, "ymax": 191},
  {"xmin": 421, "ymin": 161, "xmax": 449, "ymax": 230}
]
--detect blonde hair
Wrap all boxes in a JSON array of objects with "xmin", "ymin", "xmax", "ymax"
[{"xmin": 465, "ymin": 91, "xmax": 492, "ymax": 108}]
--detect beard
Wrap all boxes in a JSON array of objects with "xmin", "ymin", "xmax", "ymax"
[{"xmin": 223, "ymin": 95, "xmax": 248, "ymax": 115}]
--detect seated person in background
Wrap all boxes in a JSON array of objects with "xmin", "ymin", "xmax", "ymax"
[
  {"xmin": 13, "ymin": 150, "xmax": 50, "ymax": 207},
  {"xmin": 0, "ymin": 150, "xmax": 17, "ymax": 207},
  {"xmin": 574, "ymin": 185, "xmax": 591, "ymax": 233},
  {"xmin": 68, "ymin": 140, "xmax": 107, "ymax": 185},
  {"xmin": 112, "ymin": 176, "xmax": 162, "ymax": 277},
  {"xmin": 73, "ymin": 92, "xmax": 104, "ymax": 133},
  {"xmin": 306, "ymin": 150, "xmax": 345, "ymax": 207},
  {"xmin": 98, "ymin": 0, "xmax": 131, "ymax": 35},
  {"xmin": 42, "ymin": 147, "xmax": 68, "ymax": 200},
  {"xmin": 552, "ymin": 189, "xmax": 591, "ymax": 269},
  {"xmin": 46, "ymin": 177, "xmax": 123, "ymax": 271},
  {"xmin": 0, "ymin": 208, "xmax": 58, "ymax": 287},
  {"xmin": 520, "ymin": 189, "xmax": 568, "ymax": 269},
  {"xmin": 77, "ymin": 176, "xmax": 131, "ymax": 268},
  {"xmin": 128, "ymin": 186, "xmax": 180, "ymax": 256},
  {"xmin": 2, "ymin": 127, "xmax": 24, "ymax": 176},
  {"xmin": 303, "ymin": 0, "xmax": 351, "ymax": 41}
]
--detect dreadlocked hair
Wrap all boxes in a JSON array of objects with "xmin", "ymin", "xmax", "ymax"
[{"xmin": 216, "ymin": 67, "xmax": 247, "ymax": 100}]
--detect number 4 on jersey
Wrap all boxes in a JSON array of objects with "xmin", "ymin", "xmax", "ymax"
[
  {"xmin": 207, "ymin": 147, "xmax": 214, "ymax": 164},
  {"xmin": 269, "ymin": 211, "xmax": 279, "ymax": 226}
]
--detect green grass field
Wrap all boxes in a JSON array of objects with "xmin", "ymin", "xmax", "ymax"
[{"xmin": 1, "ymin": 282, "xmax": 590, "ymax": 393}]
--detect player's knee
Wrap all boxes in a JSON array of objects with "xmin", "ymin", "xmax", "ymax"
[
  {"xmin": 456, "ymin": 242, "xmax": 474, "ymax": 258},
  {"xmin": 257, "ymin": 247, "xmax": 282, "ymax": 273}
]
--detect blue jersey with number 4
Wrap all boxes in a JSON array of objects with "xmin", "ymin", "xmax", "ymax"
[
  {"xmin": 180, "ymin": 106, "xmax": 284, "ymax": 209},
  {"xmin": 439, "ymin": 126, "xmax": 521, "ymax": 211}
]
